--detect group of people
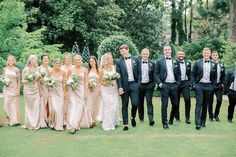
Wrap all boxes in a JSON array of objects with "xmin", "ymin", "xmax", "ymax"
[{"xmin": 0, "ymin": 44, "xmax": 235, "ymax": 133}]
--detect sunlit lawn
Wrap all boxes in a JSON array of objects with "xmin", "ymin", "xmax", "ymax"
[{"xmin": 0, "ymin": 96, "xmax": 235, "ymax": 157}]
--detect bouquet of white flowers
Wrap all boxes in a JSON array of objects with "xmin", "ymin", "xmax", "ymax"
[
  {"xmin": 25, "ymin": 71, "xmax": 38, "ymax": 83},
  {"xmin": 66, "ymin": 75, "xmax": 80, "ymax": 90},
  {"xmin": 104, "ymin": 72, "xmax": 120, "ymax": 83},
  {"xmin": 42, "ymin": 76, "xmax": 57, "ymax": 87},
  {"xmin": 39, "ymin": 71, "xmax": 48, "ymax": 79},
  {"xmin": 0, "ymin": 75, "xmax": 10, "ymax": 86},
  {"xmin": 88, "ymin": 77, "xmax": 98, "ymax": 89}
]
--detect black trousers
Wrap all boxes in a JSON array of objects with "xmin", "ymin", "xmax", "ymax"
[
  {"xmin": 138, "ymin": 82, "xmax": 155, "ymax": 122},
  {"xmin": 121, "ymin": 82, "xmax": 139, "ymax": 125},
  {"xmin": 174, "ymin": 80, "xmax": 191, "ymax": 120},
  {"xmin": 209, "ymin": 83, "xmax": 223, "ymax": 118},
  {"xmin": 194, "ymin": 83, "xmax": 213, "ymax": 125},
  {"xmin": 228, "ymin": 90, "xmax": 236, "ymax": 120},
  {"xmin": 160, "ymin": 83, "xmax": 179, "ymax": 125}
]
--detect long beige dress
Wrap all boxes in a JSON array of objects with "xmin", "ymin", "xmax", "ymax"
[
  {"xmin": 87, "ymin": 71, "xmax": 101, "ymax": 123},
  {"xmin": 77, "ymin": 67, "xmax": 92, "ymax": 128},
  {"xmin": 23, "ymin": 67, "xmax": 47, "ymax": 130},
  {"xmin": 3, "ymin": 68, "xmax": 20, "ymax": 126},
  {"xmin": 38, "ymin": 65, "xmax": 52, "ymax": 124},
  {"xmin": 61, "ymin": 65, "xmax": 73, "ymax": 125},
  {"xmin": 49, "ymin": 75, "xmax": 64, "ymax": 131}
]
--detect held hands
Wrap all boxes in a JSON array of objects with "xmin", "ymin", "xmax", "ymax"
[{"xmin": 118, "ymin": 88, "xmax": 124, "ymax": 95}]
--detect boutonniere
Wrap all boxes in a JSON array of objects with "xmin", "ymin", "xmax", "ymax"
[
  {"xmin": 186, "ymin": 62, "xmax": 189, "ymax": 65},
  {"xmin": 173, "ymin": 60, "xmax": 176, "ymax": 64},
  {"xmin": 149, "ymin": 62, "xmax": 152, "ymax": 67},
  {"xmin": 132, "ymin": 60, "xmax": 136, "ymax": 64}
]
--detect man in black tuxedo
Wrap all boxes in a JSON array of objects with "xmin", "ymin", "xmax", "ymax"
[
  {"xmin": 116, "ymin": 44, "xmax": 141, "ymax": 131},
  {"xmin": 136, "ymin": 48, "xmax": 155, "ymax": 126},
  {"xmin": 209, "ymin": 51, "xmax": 225, "ymax": 122},
  {"xmin": 174, "ymin": 50, "xmax": 191, "ymax": 124},
  {"xmin": 154, "ymin": 45, "xmax": 181, "ymax": 129},
  {"xmin": 224, "ymin": 64, "xmax": 236, "ymax": 123},
  {"xmin": 191, "ymin": 47, "xmax": 216, "ymax": 130}
]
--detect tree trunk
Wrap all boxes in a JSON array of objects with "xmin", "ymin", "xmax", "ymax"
[
  {"xmin": 188, "ymin": 0, "xmax": 193, "ymax": 43},
  {"xmin": 184, "ymin": 0, "xmax": 188, "ymax": 38},
  {"xmin": 171, "ymin": 0, "xmax": 176, "ymax": 44},
  {"xmin": 228, "ymin": 0, "xmax": 236, "ymax": 42}
]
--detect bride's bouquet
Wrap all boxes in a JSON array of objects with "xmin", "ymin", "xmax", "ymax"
[
  {"xmin": 24, "ymin": 71, "xmax": 38, "ymax": 83},
  {"xmin": 88, "ymin": 77, "xmax": 99, "ymax": 90},
  {"xmin": 66, "ymin": 75, "xmax": 80, "ymax": 90},
  {"xmin": 42, "ymin": 76, "xmax": 57, "ymax": 87},
  {"xmin": 0, "ymin": 75, "xmax": 10, "ymax": 86},
  {"xmin": 104, "ymin": 72, "xmax": 120, "ymax": 83}
]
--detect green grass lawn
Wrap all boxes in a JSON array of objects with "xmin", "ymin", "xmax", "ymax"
[{"xmin": 0, "ymin": 96, "xmax": 236, "ymax": 157}]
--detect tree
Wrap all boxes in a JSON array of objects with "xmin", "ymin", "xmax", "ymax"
[{"xmin": 228, "ymin": 0, "xmax": 236, "ymax": 42}]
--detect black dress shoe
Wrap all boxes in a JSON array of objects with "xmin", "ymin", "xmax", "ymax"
[
  {"xmin": 185, "ymin": 119, "xmax": 191, "ymax": 124},
  {"xmin": 200, "ymin": 123, "xmax": 206, "ymax": 128},
  {"xmin": 149, "ymin": 120, "xmax": 155, "ymax": 126},
  {"xmin": 196, "ymin": 125, "xmax": 201, "ymax": 130},
  {"xmin": 123, "ymin": 126, "xmax": 129, "ymax": 131},
  {"xmin": 168, "ymin": 120, "xmax": 173, "ymax": 125},
  {"xmin": 209, "ymin": 117, "xmax": 213, "ymax": 122},
  {"xmin": 228, "ymin": 119, "xmax": 233, "ymax": 123},
  {"xmin": 215, "ymin": 117, "xmax": 220, "ymax": 122},
  {"xmin": 131, "ymin": 118, "xmax": 136, "ymax": 127},
  {"xmin": 163, "ymin": 124, "xmax": 169, "ymax": 129}
]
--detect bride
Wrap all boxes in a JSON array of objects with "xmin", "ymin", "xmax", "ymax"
[{"xmin": 99, "ymin": 52, "xmax": 119, "ymax": 131}]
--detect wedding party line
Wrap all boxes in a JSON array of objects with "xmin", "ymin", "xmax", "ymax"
[{"xmin": 0, "ymin": 44, "xmax": 235, "ymax": 133}]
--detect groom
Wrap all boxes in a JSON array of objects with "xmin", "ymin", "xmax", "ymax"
[{"xmin": 116, "ymin": 44, "xmax": 141, "ymax": 131}]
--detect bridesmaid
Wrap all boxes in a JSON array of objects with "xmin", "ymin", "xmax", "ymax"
[
  {"xmin": 38, "ymin": 54, "xmax": 52, "ymax": 125},
  {"xmin": 49, "ymin": 59, "xmax": 66, "ymax": 131},
  {"xmin": 22, "ymin": 55, "xmax": 47, "ymax": 130},
  {"xmin": 67, "ymin": 55, "xmax": 92, "ymax": 134},
  {"xmin": 87, "ymin": 56, "xmax": 101, "ymax": 126},
  {"xmin": 3, "ymin": 55, "xmax": 21, "ymax": 126},
  {"xmin": 61, "ymin": 54, "xmax": 73, "ymax": 126},
  {"xmin": 99, "ymin": 53, "xmax": 119, "ymax": 131}
]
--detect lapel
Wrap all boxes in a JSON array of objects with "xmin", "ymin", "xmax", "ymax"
[
  {"xmin": 184, "ymin": 60, "xmax": 188, "ymax": 70},
  {"xmin": 199, "ymin": 59, "xmax": 204, "ymax": 73},
  {"xmin": 121, "ymin": 58, "xmax": 128, "ymax": 74},
  {"xmin": 172, "ymin": 58, "xmax": 176, "ymax": 72},
  {"xmin": 131, "ymin": 56, "xmax": 135, "ymax": 70},
  {"xmin": 162, "ymin": 56, "xmax": 167, "ymax": 71}
]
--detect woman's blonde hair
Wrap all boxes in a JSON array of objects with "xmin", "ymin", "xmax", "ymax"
[
  {"xmin": 26, "ymin": 55, "xmax": 38, "ymax": 67},
  {"xmin": 7, "ymin": 55, "xmax": 16, "ymax": 65},
  {"xmin": 100, "ymin": 52, "xmax": 112, "ymax": 69}
]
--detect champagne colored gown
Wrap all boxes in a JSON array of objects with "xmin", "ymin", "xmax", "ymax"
[
  {"xmin": 3, "ymin": 68, "xmax": 20, "ymax": 126},
  {"xmin": 87, "ymin": 71, "xmax": 101, "ymax": 123},
  {"xmin": 38, "ymin": 65, "xmax": 52, "ymax": 124},
  {"xmin": 49, "ymin": 75, "xmax": 64, "ymax": 131},
  {"xmin": 22, "ymin": 67, "xmax": 47, "ymax": 130},
  {"xmin": 76, "ymin": 67, "xmax": 92, "ymax": 129}
]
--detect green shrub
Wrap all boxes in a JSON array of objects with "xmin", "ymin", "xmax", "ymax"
[
  {"xmin": 97, "ymin": 35, "xmax": 139, "ymax": 61},
  {"xmin": 0, "ymin": 57, "xmax": 7, "ymax": 74}
]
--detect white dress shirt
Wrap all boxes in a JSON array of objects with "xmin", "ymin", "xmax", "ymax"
[
  {"xmin": 165, "ymin": 58, "xmax": 175, "ymax": 83},
  {"xmin": 141, "ymin": 60, "xmax": 149, "ymax": 83},
  {"xmin": 179, "ymin": 61, "xmax": 187, "ymax": 81},
  {"xmin": 200, "ymin": 60, "xmax": 211, "ymax": 83},
  {"xmin": 124, "ymin": 56, "xmax": 134, "ymax": 82},
  {"xmin": 216, "ymin": 63, "xmax": 221, "ymax": 83}
]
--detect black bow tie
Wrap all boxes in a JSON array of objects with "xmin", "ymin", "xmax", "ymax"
[
  {"xmin": 179, "ymin": 61, "xmax": 184, "ymax": 64},
  {"xmin": 142, "ymin": 61, "xmax": 148, "ymax": 64},
  {"xmin": 166, "ymin": 57, "xmax": 171, "ymax": 60},
  {"xmin": 205, "ymin": 60, "xmax": 210, "ymax": 63},
  {"xmin": 125, "ymin": 56, "xmax": 131, "ymax": 60}
]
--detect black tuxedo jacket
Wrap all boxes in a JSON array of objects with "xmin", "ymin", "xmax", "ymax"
[
  {"xmin": 190, "ymin": 59, "xmax": 217, "ymax": 85},
  {"xmin": 140, "ymin": 60, "xmax": 155, "ymax": 83},
  {"xmin": 224, "ymin": 68, "xmax": 236, "ymax": 94},
  {"xmin": 213, "ymin": 61, "xmax": 225, "ymax": 85},
  {"xmin": 116, "ymin": 56, "xmax": 141, "ymax": 91},
  {"xmin": 154, "ymin": 56, "xmax": 181, "ymax": 86}
]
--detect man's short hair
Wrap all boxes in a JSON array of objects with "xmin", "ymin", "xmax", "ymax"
[{"xmin": 119, "ymin": 44, "xmax": 129, "ymax": 50}]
